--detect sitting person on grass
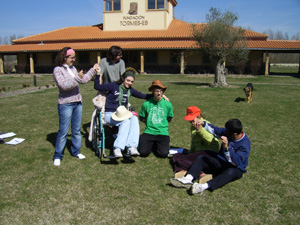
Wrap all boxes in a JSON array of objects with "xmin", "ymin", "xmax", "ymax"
[
  {"xmin": 170, "ymin": 118, "xmax": 251, "ymax": 195},
  {"xmin": 172, "ymin": 106, "xmax": 220, "ymax": 182},
  {"xmin": 139, "ymin": 80, "xmax": 174, "ymax": 158}
]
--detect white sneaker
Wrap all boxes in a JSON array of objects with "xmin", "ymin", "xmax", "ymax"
[
  {"xmin": 128, "ymin": 147, "xmax": 140, "ymax": 156},
  {"xmin": 76, "ymin": 153, "xmax": 86, "ymax": 159},
  {"xmin": 113, "ymin": 148, "xmax": 123, "ymax": 158},
  {"xmin": 170, "ymin": 177, "xmax": 193, "ymax": 189},
  {"xmin": 53, "ymin": 159, "xmax": 61, "ymax": 166},
  {"xmin": 191, "ymin": 183, "xmax": 206, "ymax": 195}
]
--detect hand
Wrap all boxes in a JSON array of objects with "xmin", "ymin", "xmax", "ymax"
[
  {"xmin": 193, "ymin": 121, "xmax": 203, "ymax": 131},
  {"xmin": 221, "ymin": 136, "xmax": 228, "ymax": 149},
  {"xmin": 93, "ymin": 64, "xmax": 101, "ymax": 75},
  {"xmin": 78, "ymin": 70, "xmax": 84, "ymax": 78},
  {"xmin": 162, "ymin": 94, "xmax": 169, "ymax": 101}
]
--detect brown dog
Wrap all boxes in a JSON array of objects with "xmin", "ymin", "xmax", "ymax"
[{"xmin": 244, "ymin": 83, "xmax": 253, "ymax": 103}]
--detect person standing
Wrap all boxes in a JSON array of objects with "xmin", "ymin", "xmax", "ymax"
[
  {"xmin": 53, "ymin": 47, "xmax": 100, "ymax": 166},
  {"xmin": 139, "ymin": 80, "xmax": 174, "ymax": 158},
  {"xmin": 99, "ymin": 45, "xmax": 125, "ymax": 84}
]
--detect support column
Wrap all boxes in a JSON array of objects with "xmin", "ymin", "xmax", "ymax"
[
  {"xmin": 265, "ymin": 52, "xmax": 269, "ymax": 76},
  {"xmin": 140, "ymin": 51, "xmax": 145, "ymax": 74},
  {"xmin": 30, "ymin": 53, "xmax": 35, "ymax": 74},
  {"xmin": 298, "ymin": 53, "xmax": 300, "ymax": 75},
  {"xmin": 180, "ymin": 51, "xmax": 185, "ymax": 75},
  {"xmin": 97, "ymin": 52, "xmax": 101, "ymax": 64},
  {"xmin": 0, "ymin": 54, "xmax": 4, "ymax": 74}
]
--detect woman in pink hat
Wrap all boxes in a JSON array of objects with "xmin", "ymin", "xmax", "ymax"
[{"xmin": 53, "ymin": 47, "xmax": 100, "ymax": 166}]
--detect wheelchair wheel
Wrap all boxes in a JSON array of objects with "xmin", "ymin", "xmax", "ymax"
[
  {"xmin": 92, "ymin": 111, "xmax": 100, "ymax": 155},
  {"xmin": 98, "ymin": 111, "xmax": 105, "ymax": 160}
]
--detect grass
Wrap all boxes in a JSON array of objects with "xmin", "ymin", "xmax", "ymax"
[
  {"xmin": 0, "ymin": 74, "xmax": 300, "ymax": 224},
  {"xmin": 270, "ymin": 65, "xmax": 299, "ymax": 75}
]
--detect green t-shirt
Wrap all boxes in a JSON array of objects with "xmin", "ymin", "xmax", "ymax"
[{"xmin": 139, "ymin": 98, "xmax": 174, "ymax": 136}]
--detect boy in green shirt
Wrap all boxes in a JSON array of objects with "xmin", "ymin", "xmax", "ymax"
[{"xmin": 139, "ymin": 80, "xmax": 174, "ymax": 158}]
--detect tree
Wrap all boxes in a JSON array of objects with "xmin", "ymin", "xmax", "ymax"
[
  {"xmin": 0, "ymin": 34, "xmax": 23, "ymax": 45},
  {"xmin": 292, "ymin": 32, "xmax": 300, "ymax": 40},
  {"xmin": 192, "ymin": 7, "xmax": 249, "ymax": 87},
  {"xmin": 263, "ymin": 29, "xmax": 274, "ymax": 40}
]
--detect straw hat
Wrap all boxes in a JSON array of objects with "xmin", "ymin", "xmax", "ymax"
[{"xmin": 112, "ymin": 106, "xmax": 133, "ymax": 121}]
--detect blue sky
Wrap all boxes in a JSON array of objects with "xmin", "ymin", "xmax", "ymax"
[{"xmin": 1, "ymin": 0, "xmax": 299, "ymax": 41}]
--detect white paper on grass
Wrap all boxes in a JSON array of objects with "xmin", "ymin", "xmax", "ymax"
[
  {"xmin": 5, "ymin": 138, "xmax": 25, "ymax": 145},
  {"xmin": 0, "ymin": 132, "xmax": 16, "ymax": 139}
]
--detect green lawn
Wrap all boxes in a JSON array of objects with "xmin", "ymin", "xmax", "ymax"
[
  {"xmin": 270, "ymin": 65, "xmax": 299, "ymax": 75},
  {"xmin": 0, "ymin": 74, "xmax": 299, "ymax": 224}
]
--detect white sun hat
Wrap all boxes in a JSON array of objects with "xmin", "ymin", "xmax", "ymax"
[{"xmin": 112, "ymin": 105, "xmax": 133, "ymax": 121}]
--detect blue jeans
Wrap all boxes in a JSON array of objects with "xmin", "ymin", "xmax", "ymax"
[
  {"xmin": 53, "ymin": 102, "xmax": 82, "ymax": 160},
  {"xmin": 104, "ymin": 112, "xmax": 139, "ymax": 151}
]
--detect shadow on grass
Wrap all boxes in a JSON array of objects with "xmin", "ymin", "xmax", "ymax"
[
  {"xmin": 269, "ymin": 72, "xmax": 300, "ymax": 78},
  {"xmin": 46, "ymin": 132, "xmax": 77, "ymax": 156},
  {"xmin": 170, "ymin": 82, "xmax": 211, "ymax": 87},
  {"xmin": 235, "ymin": 97, "xmax": 246, "ymax": 103},
  {"xmin": 82, "ymin": 123, "xmax": 93, "ymax": 152}
]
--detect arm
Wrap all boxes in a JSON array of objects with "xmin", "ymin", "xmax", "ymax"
[
  {"xmin": 94, "ymin": 75, "xmax": 112, "ymax": 92},
  {"xmin": 75, "ymin": 64, "xmax": 99, "ymax": 84},
  {"xmin": 166, "ymin": 101, "xmax": 174, "ymax": 122},
  {"xmin": 139, "ymin": 116, "xmax": 146, "ymax": 123},
  {"xmin": 222, "ymin": 136, "xmax": 251, "ymax": 167},
  {"xmin": 202, "ymin": 121, "xmax": 226, "ymax": 138},
  {"xmin": 131, "ymin": 88, "xmax": 153, "ymax": 100},
  {"xmin": 139, "ymin": 102, "xmax": 147, "ymax": 123}
]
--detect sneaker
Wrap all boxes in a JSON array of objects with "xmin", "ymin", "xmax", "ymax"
[
  {"xmin": 53, "ymin": 159, "xmax": 61, "ymax": 166},
  {"xmin": 170, "ymin": 177, "xmax": 193, "ymax": 189},
  {"xmin": 113, "ymin": 148, "xmax": 123, "ymax": 158},
  {"xmin": 76, "ymin": 153, "xmax": 86, "ymax": 159},
  {"xmin": 199, "ymin": 174, "xmax": 213, "ymax": 184},
  {"xmin": 191, "ymin": 183, "xmax": 206, "ymax": 195},
  {"xmin": 128, "ymin": 147, "xmax": 140, "ymax": 156}
]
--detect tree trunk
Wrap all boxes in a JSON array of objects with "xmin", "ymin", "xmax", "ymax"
[{"xmin": 212, "ymin": 58, "xmax": 228, "ymax": 87}]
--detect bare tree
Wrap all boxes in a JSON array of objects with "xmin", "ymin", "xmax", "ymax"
[
  {"xmin": 275, "ymin": 31, "xmax": 284, "ymax": 40},
  {"xmin": 284, "ymin": 32, "xmax": 289, "ymax": 40},
  {"xmin": 0, "ymin": 34, "xmax": 24, "ymax": 45},
  {"xmin": 292, "ymin": 32, "xmax": 300, "ymax": 40},
  {"xmin": 264, "ymin": 29, "xmax": 274, "ymax": 40},
  {"xmin": 192, "ymin": 7, "xmax": 249, "ymax": 87}
]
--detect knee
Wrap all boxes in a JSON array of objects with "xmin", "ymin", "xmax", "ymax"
[
  {"xmin": 225, "ymin": 168, "xmax": 243, "ymax": 179},
  {"xmin": 158, "ymin": 152, "xmax": 169, "ymax": 158}
]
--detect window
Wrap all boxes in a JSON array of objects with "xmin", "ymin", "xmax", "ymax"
[
  {"xmin": 148, "ymin": 0, "xmax": 168, "ymax": 10},
  {"xmin": 104, "ymin": 0, "xmax": 121, "ymax": 12}
]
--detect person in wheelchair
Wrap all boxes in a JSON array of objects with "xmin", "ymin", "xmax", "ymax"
[{"xmin": 94, "ymin": 70, "xmax": 157, "ymax": 158}]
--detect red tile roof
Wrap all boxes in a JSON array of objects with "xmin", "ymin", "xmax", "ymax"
[{"xmin": 0, "ymin": 19, "xmax": 299, "ymax": 53}]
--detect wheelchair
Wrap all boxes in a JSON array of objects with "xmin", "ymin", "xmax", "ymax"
[
  {"xmin": 89, "ymin": 94, "xmax": 133, "ymax": 161},
  {"xmin": 90, "ymin": 94, "xmax": 116, "ymax": 160}
]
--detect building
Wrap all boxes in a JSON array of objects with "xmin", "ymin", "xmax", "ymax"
[{"xmin": 0, "ymin": 0, "xmax": 300, "ymax": 75}]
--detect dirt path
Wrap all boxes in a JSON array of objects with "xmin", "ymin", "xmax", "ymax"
[{"xmin": 0, "ymin": 86, "xmax": 56, "ymax": 98}]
